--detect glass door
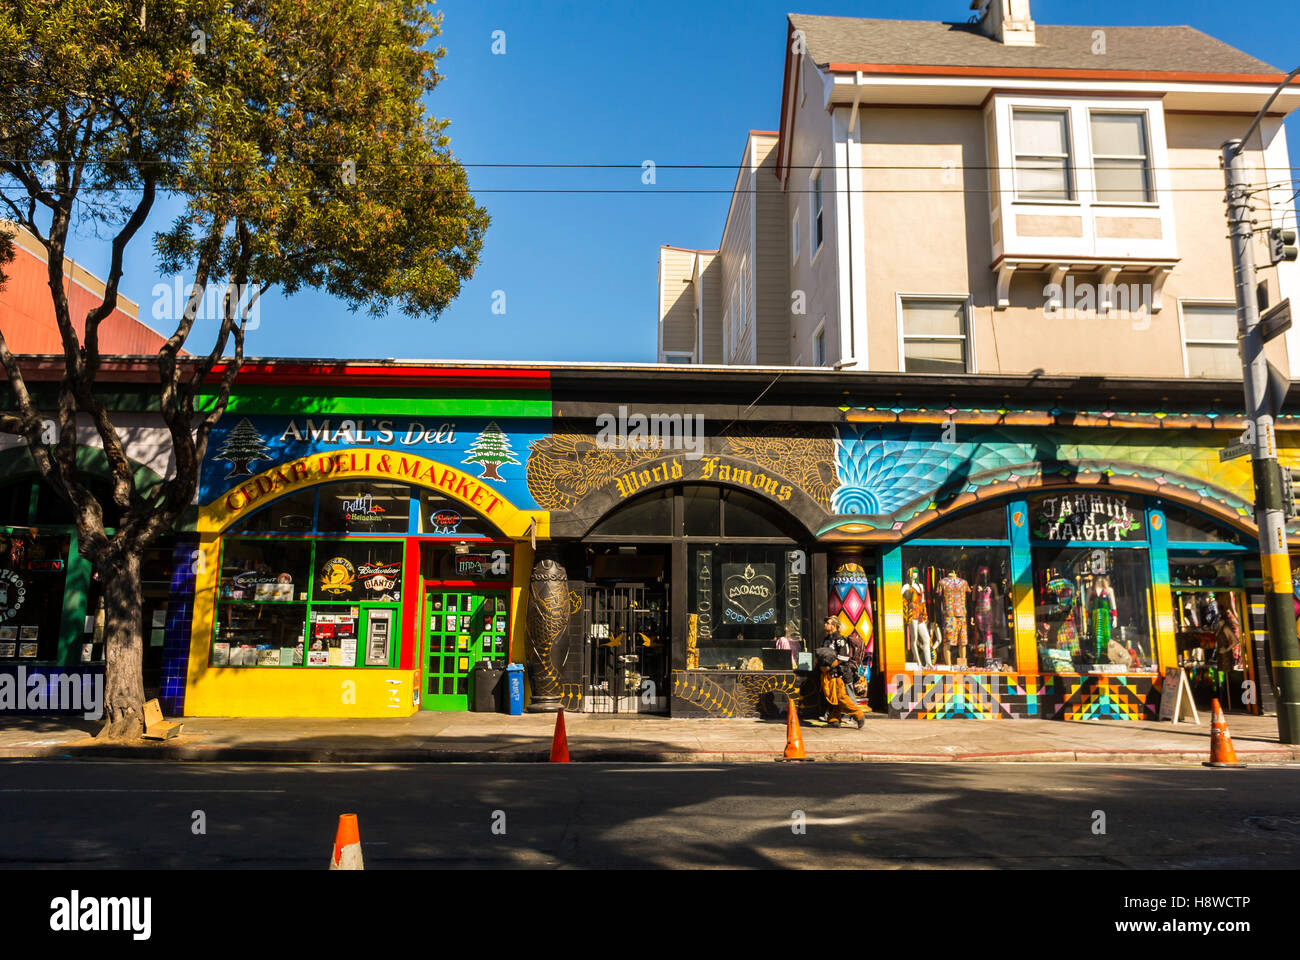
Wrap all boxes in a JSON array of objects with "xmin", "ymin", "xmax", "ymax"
[{"xmin": 421, "ymin": 588, "xmax": 510, "ymax": 711}]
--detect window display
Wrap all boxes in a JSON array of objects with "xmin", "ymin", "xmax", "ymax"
[
  {"xmin": 220, "ymin": 540, "xmax": 311, "ymax": 602},
  {"xmin": 1033, "ymin": 546, "xmax": 1156, "ymax": 673},
  {"xmin": 314, "ymin": 540, "xmax": 403, "ymax": 603},
  {"xmin": 317, "ymin": 481, "xmax": 410, "ymax": 534},
  {"xmin": 214, "ymin": 602, "xmax": 307, "ymax": 666},
  {"xmin": 0, "ymin": 533, "xmax": 71, "ymax": 663},
  {"xmin": 214, "ymin": 537, "xmax": 400, "ymax": 667},
  {"xmin": 900, "ymin": 546, "xmax": 1014, "ymax": 669},
  {"xmin": 688, "ymin": 546, "xmax": 809, "ymax": 669}
]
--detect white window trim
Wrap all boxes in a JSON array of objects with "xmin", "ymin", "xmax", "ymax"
[
  {"xmin": 812, "ymin": 319, "xmax": 826, "ymax": 367},
  {"xmin": 662, "ymin": 351, "xmax": 695, "ymax": 365},
  {"xmin": 809, "ymin": 154, "xmax": 825, "ymax": 264},
  {"xmin": 791, "ymin": 206, "xmax": 800, "ymax": 263},
  {"xmin": 896, "ymin": 294, "xmax": 976, "ymax": 374},
  {"xmin": 1177, "ymin": 298, "xmax": 1239, "ymax": 379}
]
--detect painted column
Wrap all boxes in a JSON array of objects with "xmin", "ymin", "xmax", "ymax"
[
  {"xmin": 1007, "ymin": 498, "xmax": 1037, "ymax": 672},
  {"xmin": 880, "ymin": 547, "xmax": 905, "ymax": 682},
  {"xmin": 57, "ymin": 530, "xmax": 93, "ymax": 665},
  {"xmin": 1146, "ymin": 503, "xmax": 1177, "ymax": 671},
  {"xmin": 525, "ymin": 547, "xmax": 569, "ymax": 713},
  {"xmin": 829, "ymin": 551, "xmax": 874, "ymax": 681}
]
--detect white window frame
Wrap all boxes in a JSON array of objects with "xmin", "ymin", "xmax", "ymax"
[
  {"xmin": 1087, "ymin": 108, "xmax": 1155, "ymax": 205},
  {"xmin": 1011, "ymin": 107, "xmax": 1075, "ymax": 203},
  {"xmin": 1177, "ymin": 299, "xmax": 1239, "ymax": 379},
  {"xmin": 809, "ymin": 155, "xmax": 825, "ymax": 262},
  {"xmin": 662, "ymin": 351, "xmax": 694, "ymax": 365},
  {"xmin": 812, "ymin": 320, "xmax": 827, "ymax": 367},
  {"xmin": 791, "ymin": 207, "xmax": 800, "ymax": 263},
  {"xmin": 896, "ymin": 294, "xmax": 976, "ymax": 374}
]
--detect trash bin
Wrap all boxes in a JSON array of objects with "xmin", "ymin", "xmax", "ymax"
[
  {"xmin": 505, "ymin": 663, "xmax": 525, "ymax": 716},
  {"xmin": 470, "ymin": 660, "xmax": 504, "ymax": 713}
]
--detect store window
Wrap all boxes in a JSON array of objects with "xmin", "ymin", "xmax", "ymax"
[
  {"xmin": 688, "ymin": 546, "xmax": 809, "ymax": 670},
  {"xmin": 230, "ymin": 487, "xmax": 316, "ymax": 533},
  {"xmin": 416, "ymin": 491, "xmax": 502, "ymax": 538},
  {"xmin": 317, "ymin": 481, "xmax": 410, "ymax": 534},
  {"xmin": 899, "ymin": 546, "xmax": 1014, "ymax": 670},
  {"xmin": 1168, "ymin": 555, "xmax": 1250, "ymax": 711},
  {"xmin": 314, "ymin": 539, "xmax": 403, "ymax": 603},
  {"xmin": 213, "ymin": 538, "xmax": 400, "ymax": 668},
  {"xmin": 1162, "ymin": 503, "xmax": 1245, "ymax": 545},
  {"xmin": 420, "ymin": 542, "xmax": 513, "ymax": 581},
  {"xmin": 914, "ymin": 502, "xmax": 1008, "ymax": 541},
  {"xmin": 0, "ymin": 532, "xmax": 71, "ymax": 663},
  {"xmin": 588, "ymin": 488, "xmax": 673, "ymax": 538},
  {"xmin": 1032, "ymin": 546, "xmax": 1156, "ymax": 674}
]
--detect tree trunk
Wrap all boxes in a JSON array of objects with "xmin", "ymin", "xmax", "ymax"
[{"xmin": 95, "ymin": 549, "xmax": 145, "ymax": 740}]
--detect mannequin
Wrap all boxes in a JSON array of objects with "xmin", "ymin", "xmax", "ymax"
[
  {"xmin": 972, "ymin": 566, "xmax": 996, "ymax": 664},
  {"xmin": 1088, "ymin": 576, "xmax": 1119, "ymax": 662},
  {"xmin": 937, "ymin": 569, "xmax": 970, "ymax": 666},
  {"xmin": 901, "ymin": 567, "xmax": 932, "ymax": 667}
]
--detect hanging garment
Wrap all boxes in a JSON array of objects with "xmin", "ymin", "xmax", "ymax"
[
  {"xmin": 939, "ymin": 575, "xmax": 970, "ymax": 646},
  {"xmin": 1091, "ymin": 591, "xmax": 1115, "ymax": 659},
  {"xmin": 973, "ymin": 583, "xmax": 995, "ymax": 658},
  {"xmin": 1183, "ymin": 596, "xmax": 1200, "ymax": 628}
]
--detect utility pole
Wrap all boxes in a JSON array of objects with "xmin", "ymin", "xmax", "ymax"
[{"xmin": 1222, "ymin": 66, "xmax": 1300, "ymax": 744}]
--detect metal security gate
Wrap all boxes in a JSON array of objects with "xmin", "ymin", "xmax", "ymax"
[{"xmin": 583, "ymin": 584, "xmax": 668, "ymax": 714}]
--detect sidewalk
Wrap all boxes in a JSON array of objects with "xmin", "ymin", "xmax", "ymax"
[{"xmin": 1, "ymin": 710, "xmax": 1295, "ymax": 763}]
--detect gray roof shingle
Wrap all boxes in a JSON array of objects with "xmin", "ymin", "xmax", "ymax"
[{"xmin": 787, "ymin": 14, "xmax": 1281, "ymax": 75}]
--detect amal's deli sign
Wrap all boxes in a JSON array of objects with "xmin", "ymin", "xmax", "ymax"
[{"xmin": 211, "ymin": 452, "xmax": 511, "ymax": 529}]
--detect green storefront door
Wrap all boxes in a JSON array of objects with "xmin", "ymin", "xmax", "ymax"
[{"xmin": 421, "ymin": 588, "xmax": 510, "ymax": 711}]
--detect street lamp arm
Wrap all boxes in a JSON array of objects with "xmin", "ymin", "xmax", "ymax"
[{"xmin": 1239, "ymin": 64, "xmax": 1300, "ymax": 154}]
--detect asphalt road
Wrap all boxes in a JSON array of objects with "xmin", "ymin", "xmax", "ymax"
[{"xmin": 2, "ymin": 760, "xmax": 1299, "ymax": 868}]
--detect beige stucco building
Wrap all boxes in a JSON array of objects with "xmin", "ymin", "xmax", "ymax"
[{"xmin": 658, "ymin": 1, "xmax": 1300, "ymax": 382}]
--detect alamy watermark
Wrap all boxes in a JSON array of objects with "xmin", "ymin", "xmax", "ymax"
[
  {"xmin": 151, "ymin": 276, "xmax": 263, "ymax": 330},
  {"xmin": 1043, "ymin": 277, "xmax": 1153, "ymax": 330},
  {"xmin": 595, "ymin": 405, "xmax": 705, "ymax": 460},
  {"xmin": 0, "ymin": 668, "xmax": 103, "ymax": 720}
]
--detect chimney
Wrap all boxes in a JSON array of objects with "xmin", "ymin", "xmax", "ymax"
[{"xmin": 970, "ymin": 0, "xmax": 1036, "ymax": 46}]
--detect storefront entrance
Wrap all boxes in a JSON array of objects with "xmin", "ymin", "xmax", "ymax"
[
  {"xmin": 420, "ymin": 587, "xmax": 511, "ymax": 711},
  {"xmin": 583, "ymin": 583, "xmax": 668, "ymax": 714}
]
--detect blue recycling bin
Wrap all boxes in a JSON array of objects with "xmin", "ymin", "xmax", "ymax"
[{"xmin": 505, "ymin": 663, "xmax": 525, "ymax": 716}]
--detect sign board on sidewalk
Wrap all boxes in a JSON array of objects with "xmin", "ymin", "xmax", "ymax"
[
  {"xmin": 1260, "ymin": 298, "xmax": 1292, "ymax": 344},
  {"xmin": 1158, "ymin": 667, "xmax": 1200, "ymax": 725},
  {"xmin": 1219, "ymin": 443, "xmax": 1252, "ymax": 463}
]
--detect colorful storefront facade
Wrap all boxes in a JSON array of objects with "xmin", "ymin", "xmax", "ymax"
[{"xmin": 166, "ymin": 362, "xmax": 1298, "ymax": 721}]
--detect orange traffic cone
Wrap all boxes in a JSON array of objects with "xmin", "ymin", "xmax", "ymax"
[
  {"xmin": 549, "ymin": 708, "xmax": 570, "ymax": 763},
  {"xmin": 776, "ymin": 694, "xmax": 812, "ymax": 762},
  {"xmin": 329, "ymin": 814, "xmax": 363, "ymax": 870},
  {"xmin": 1204, "ymin": 699, "xmax": 1247, "ymax": 769}
]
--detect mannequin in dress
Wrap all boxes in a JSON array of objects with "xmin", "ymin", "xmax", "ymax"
[
  {"xmin": 972, "ymin": 566, "xmax": 996, "ymax": 665},
  {"xmin": 1088, "ymin": 576, "xmax": 1119, "ymax": 662},
  {"xmin": 938, "ymin": 569, "xmax": 970, "ymax": 666},
  {"xmin": 901, "ymin": 567, "xmax": 932, "ymax": 667}
]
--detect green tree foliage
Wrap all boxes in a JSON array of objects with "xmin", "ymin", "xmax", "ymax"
[{"xmin": 0, "ymin": 0, "xmax": 487, "ymax": 736}]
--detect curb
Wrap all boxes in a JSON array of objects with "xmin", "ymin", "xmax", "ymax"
[{"xmin": 4, "ymin": 743, "xmax": 1300, "ymax": 764}]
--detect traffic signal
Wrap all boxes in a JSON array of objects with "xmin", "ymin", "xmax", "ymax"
[{"xmin": 1269, "ymin": 228, "xmax": 1299, "ymax": 265}]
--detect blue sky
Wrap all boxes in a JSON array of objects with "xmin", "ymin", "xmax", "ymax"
[{"xmin": 57, "ymin": 0, "xmax": 1300, "ymax": 362}]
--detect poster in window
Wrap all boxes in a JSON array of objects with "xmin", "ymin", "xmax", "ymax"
[
  {"xmin": 0, "ymin": 643, "xmax": 15, "ymax": 658},
  {"xmin": 720, "ymin": 563, "xmax": 778, "ymax": 624},
  {"xmin": 307, "ymin": 649, "xmax": 330, "ymax": 666}
]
